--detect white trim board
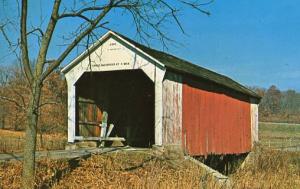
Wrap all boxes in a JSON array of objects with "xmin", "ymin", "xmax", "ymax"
[{"xmin": 64, "ymin": 33, "xmax": 165, "ymax": 145}]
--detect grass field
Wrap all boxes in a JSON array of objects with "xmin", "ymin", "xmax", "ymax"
[
  {"xmin": 0, "ymin": 129, "xmax": 66, "ymax": 153},
  {"xmin": 259, "ymin": 122, "xmax": 300, "ymax": 149}
]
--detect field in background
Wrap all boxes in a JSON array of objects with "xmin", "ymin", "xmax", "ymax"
[
  {"xmin": 1, "ymin": 122, "xmax": 300, "ymax": 153},
  {"xmin": 0, "ymin": 129, "xmax": 66, "ymax": 153},
  {"xmin": 259, "ymin": 122, "xmax": 300, "ymax": 149}
]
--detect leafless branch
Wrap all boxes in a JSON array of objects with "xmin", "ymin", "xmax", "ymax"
[
  {"xmin": 0, "ymin": 96, "xmax": 26, "ymax": 111},
  {"xmin": 45, "ymin": 59, "xmax": 56, "ymax": 64},
  {"xmin": 34, "ymin": 0, "xmax": 61, "ymax": 84},
  {"xmin": 0, "ymin": 23, "xmax": 22, "ymax": 63},
  {"xmin": 58, "ymin": 1, "xmax": 139, "ymax": 23},
  {"xmin": 12, "ymin": 88, "xmax": 27, "ymax": 107},
  {"xmin": 59, "ymin": 12, "xmax": 94, "ymax": 24},
  {"xmin": 38, "ymin": 101, "xmax": 60, "ymax": 108},
  {"xmin": 41, "ymin": 1, "xmax": 116, "ymax": 80},
  {"xmin": 0, "ymin": 24, "xmax": 12, "ymax": 46},
  {"xmin": 158, "ymin": 0, "xmax": 185, "ymax": 33},
  {"xmin": 27, "ymin": 28, "xmax": 44, "ymax": 37},
  {"xmin": 180, "ymin": 0, "xmax": 212, "ymax": 15}
]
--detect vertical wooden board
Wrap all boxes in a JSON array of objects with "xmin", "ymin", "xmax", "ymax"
[
  {"xmin": 93, "ymin": 106, "xmax": 100, "ymax": 136},
  {"xmin": 95, "ymin": 107, "xmax": 102, "ymax": 137},
  {"xmin": 79, "ymin": 124, "xmax": 95, "ymax": 137},
  {"xmin": 78, "ymin": 100, "xmax": 103, "ymax": 137},
  {"xmin": 182, "ymin": 78, "xmax": 252, "ymax": 156},
  {"xmin": 78, "ymin": 102, "xmax": 82, "ymax": 122},
  {"xmin": 96, "ymin": 108, "xmax": 103, "ymax": 122},
  {"xmin": 93, "ymin": 105, "xmax": 97, "ymax": 121},
  {"xmin": 162, "ymin": 72, "xmax": 182, "ymax": 145},
  {"xmin": 80, "ymin": 102, "xmax": 87, "ymax": 122},
  {"xmin": 66, "ymin": 79, "xmax": 76, "ymax": 142},
  {"xmin": 87, "ymin": 104, "xmax": 92, "ymax": 122},
  {"xmin": 155, "ymin": 74, "xmax": 164, "ymax": 146},
  {"xmin": 250, "ymin": 99, "xmax": 259, "ymax": 146}
]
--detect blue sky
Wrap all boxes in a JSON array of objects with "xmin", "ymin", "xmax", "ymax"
[{"xmin": 1, "ymin": 0, "xmax": 300, "ymax": 91}]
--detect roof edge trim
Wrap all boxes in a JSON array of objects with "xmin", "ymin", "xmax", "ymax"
[{"xmin": 61, "ymin": 31, "xmax": 165, "ymax": 74}]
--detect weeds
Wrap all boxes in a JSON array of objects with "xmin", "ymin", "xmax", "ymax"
[
  {"xmin": 53, "ymin": 151, "xmax": 209, "ymax": 189},
  {"xmin": 0, "ymin": 159, "xmax": 69, "ymax": 189},
  {"xmin": 0, "ymin": 147, "xmax": 299, "ymax": 189},
  {"xmin": 231, "ymin": 146, "xmax": 300, "ymax": 189}
]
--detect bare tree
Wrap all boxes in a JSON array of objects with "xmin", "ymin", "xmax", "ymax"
[{"xmin": 1, "ymin": 0, "xmax": 211, "ymax": 188}]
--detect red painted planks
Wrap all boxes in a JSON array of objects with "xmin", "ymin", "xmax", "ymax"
[{"xmin": 182, "ymin": 78, "xmax": 251, "ymax": 156}]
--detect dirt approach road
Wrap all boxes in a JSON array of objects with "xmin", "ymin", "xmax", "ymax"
[{"xmin": 0, "ymin": 147, "xmax": 129, "ymax": 162}]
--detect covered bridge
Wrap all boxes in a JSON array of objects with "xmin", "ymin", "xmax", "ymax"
[{"xmin": 62, "ymin": 31, "xmax": 261, "ymax": 156}]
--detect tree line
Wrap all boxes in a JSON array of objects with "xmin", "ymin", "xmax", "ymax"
[
  {"xmin": 0, "ymin": 64, "xmax": 67, "ymax": 133},
  {"xmin": 250, "ymin": 85, "xmax": 300, "ymax": 123}
]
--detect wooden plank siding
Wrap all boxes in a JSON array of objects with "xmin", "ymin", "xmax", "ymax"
[
  {"xmin": 182, "ymin": 77, "xmax": 252, "ymax": 156},
  {"xmin": 250, "ymin": 99, "xmax": 259, "ymax": 146},
  {"xmin": 162, "ymin": 72, "xmax": 182, "ymax": 145},
  {"xmin": 78, "ymin": 99, "xmax": 102, "ymax": 137}
]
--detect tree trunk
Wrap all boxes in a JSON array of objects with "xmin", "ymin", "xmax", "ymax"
[
  {"xmin": 0, "ymin": 114, "xmax": 4, "ymax": 129},
  {"xmin": 39, "ymin": 127, "xmax": 44, "ymax": 150},
  {"xmin": 14, "ymin": 110, "xmax": 19, "ymax": 131},
  {"xmin": 22, "ymin": 81, "xmax": 42, "ymax": 189}
]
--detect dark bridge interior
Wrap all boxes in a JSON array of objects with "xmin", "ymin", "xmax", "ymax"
[{"xmin": 75, "ymin": 70, "xmax": 155, "ymax": 147}]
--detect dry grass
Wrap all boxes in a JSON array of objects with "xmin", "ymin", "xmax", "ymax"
[
  {"xmin": 0, "ymin": 129, "xmax": 64, "ymax": 139},
  {"xmin": 0, "ymin": 159, "xmax": 69, "ymax": 189},
  {"xmin": 53, "ymin": 150, "xmax": 215, "ymax": 189},
  {"xmin": 0, "ymin": 129, "xmax": 66, "ymax": 153},
  {"xmin": 0, "ymin": 148, "xmax": 299, "ymax": 189},
  {"xmin": 231, "ymin": 146, "xmax": 300, "ymax": 189},
  {"xmin": 0, "ymin": 129, "xmax": 25, "ymax": 138},
  {"xmin": 0, "ymin": 150, "xmax": 220, "ymax": 189}
]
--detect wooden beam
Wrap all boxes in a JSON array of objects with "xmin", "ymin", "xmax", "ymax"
[
  {"xmin": 74, "ymin": 136, "xmax": 125, "ymax": 142},
  {"xmin": 78, "ymin": 121, "xmax": 100, "ymax": 126}
]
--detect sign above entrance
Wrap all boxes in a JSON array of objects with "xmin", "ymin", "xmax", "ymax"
[
  {"xmin": 92, "ymin": 62, "xmax": 130, "ymax": 68},
  {"xmin": 86, "ymin": 38, "xmax": 134, "ymax": 71}
]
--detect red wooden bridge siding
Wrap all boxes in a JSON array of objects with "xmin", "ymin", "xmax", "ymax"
[{"xmin": 182, "ymin": 77, "xmax": 252, "ymax": 156}]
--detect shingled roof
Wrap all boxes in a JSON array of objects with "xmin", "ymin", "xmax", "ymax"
[
  {"xmin": 62, "ymin": 31, "xmax": 261, "ymax": 99},
  {"xmin": 115, "ymin": 32, "xmax": 261, "ymax": 99}
]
